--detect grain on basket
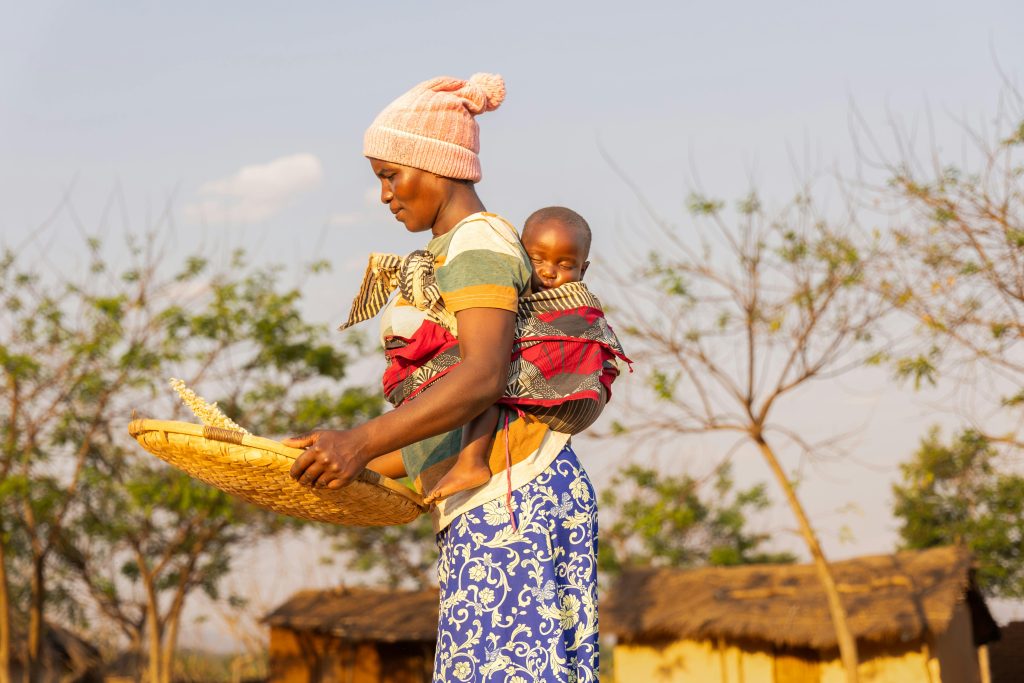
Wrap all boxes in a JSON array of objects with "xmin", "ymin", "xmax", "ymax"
[{"xmin": 168, "ymin": 378, "xmax": 249, "ymax": 434}]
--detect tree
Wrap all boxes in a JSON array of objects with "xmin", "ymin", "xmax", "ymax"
[
  {"xmin": 598, "ymin": 462, "xmax": 795, "ymax": 575},
  {"xmin": 861, "ymin": 86, "xmax": 1024, "ymax": 448},
  {"xmin": 609, "ymin": 167, "xmax": 890, "ymax": 681},
  {"xmin": 893, "ymin": 427, "xmax": 1024, "ymax": 599},
  {"xmin": 0, "ymin": 235, "xmax": 161, "ymax": 682},
  {"xmin": 1, "ymin": 228, "xmax": 381, "ymax": 683},
  {"xmin": 859, "ymin": 90, "xmax": 1024, "ymax": 606},
  {"xmin": 62, "ymin": 464, "xmax": 256, "ymax": 682}
]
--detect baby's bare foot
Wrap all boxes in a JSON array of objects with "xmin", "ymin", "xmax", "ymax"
[{"xmin": 424, "ymin": 461, "xmax": 491, "ymax": 504}]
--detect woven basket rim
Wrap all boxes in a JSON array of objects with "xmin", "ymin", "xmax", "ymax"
[{"xmin": 128, "ymin": 418, "xmax": 424, "ymax": 507}]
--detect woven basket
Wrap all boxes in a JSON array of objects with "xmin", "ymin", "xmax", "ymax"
[{"xmin": 128, "ymin": 419, "xmax": 426, "ymax": 526}]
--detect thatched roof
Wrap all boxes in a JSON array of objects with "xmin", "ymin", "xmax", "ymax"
[
  {"xmin": 9, "ymin": 622, "xmax": 103, "ymax": 682},
  {"xmin": 264, "ymin": 586, "xmax": 439, "ymax": 642},
  {"xmin": 604, "ymin": 546, "xmax": 999, "ymax": 650}
]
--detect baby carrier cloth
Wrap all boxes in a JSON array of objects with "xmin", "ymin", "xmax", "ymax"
[
  {"xmin": 343, "ymin": 250, "xmax": 631, "ymax": 530},
  {"xmin": 342, "ymin": 250, "xmax": 632, "ymax": 433}
]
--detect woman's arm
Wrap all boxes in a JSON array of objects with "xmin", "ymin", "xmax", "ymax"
[{"xmin": 286, "ymin": 306, "xmax": 515, "ymax": 489}]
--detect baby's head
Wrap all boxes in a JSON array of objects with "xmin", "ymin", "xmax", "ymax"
[{"xmin": 521, "ymin": 206, "xmax": 592, "ymax": 292}]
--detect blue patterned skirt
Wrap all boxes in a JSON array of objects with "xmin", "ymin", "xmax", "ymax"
[{"xmin": 433, "ymin": 446, "xmax": 599, "ymax": 682}]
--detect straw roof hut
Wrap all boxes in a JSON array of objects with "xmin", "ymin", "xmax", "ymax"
[
  {"xmin": 264, "ymin": 586, "xmax": 438, "ymax": 683},
  {"xmin": 604, "ymin": 546, "xmax": 1000, "ymax": 682},
  {"xmin": 8, "ymin": 622, "xmax": 103, "ymax": 683}
]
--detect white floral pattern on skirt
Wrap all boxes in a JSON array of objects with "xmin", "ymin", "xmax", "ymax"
[{"xmin": 433, "ymin": 446, "xmax": 599, "ymax": 682}]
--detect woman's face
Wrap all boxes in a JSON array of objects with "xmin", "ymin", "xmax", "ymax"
[{"xmin": 369, "ymin": 158, "xmax": 448, "ymax": 234}]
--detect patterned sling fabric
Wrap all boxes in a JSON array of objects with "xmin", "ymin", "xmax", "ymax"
[
  {"xmin": 509, "ymin": 283, "xmax": 628, "ymax": 434},
  {"xmin": 344, "ymin": 212, "xmax": 631, "ymax": 505},
  {"xmin": 342, "ymin": 251, "xmax": 457, "ymax": 333},
  {"xmin": 344, "ymin": 252, "xmax": 631, "ymax": 437},
  {"xmin": 342, "ymin": 253, "xmax": 402, "ymax": 331}
]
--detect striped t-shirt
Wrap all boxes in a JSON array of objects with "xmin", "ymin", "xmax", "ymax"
[
  {"xmin": 380, "ymin": 211, "xmax": 529, "ymax": 344},
  {"xmin": 379, "ymin": 212, "xmax": 570, "ymax": 530}
]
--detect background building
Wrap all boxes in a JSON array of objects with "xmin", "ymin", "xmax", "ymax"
[
  {"xmin": 603, "ymin": 546, "xmax": 999, "ymax": 683},
  {"xmin": 264, "ymin": 587, "xmax": 438, "ymax": 683}
]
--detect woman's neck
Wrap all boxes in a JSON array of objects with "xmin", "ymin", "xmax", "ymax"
[{"xmin": 432, "ymin": 183, "xmax": 486, "ymax": 237}]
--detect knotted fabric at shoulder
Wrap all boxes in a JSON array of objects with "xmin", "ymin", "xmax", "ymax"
[{"xmin": 340, "ymin": 251, "xmax": 457, "ymax": 334}]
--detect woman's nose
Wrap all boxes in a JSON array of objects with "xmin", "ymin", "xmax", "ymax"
[{"xmin": 379, "ymin": 182, "xmax": 392, "ymax": 203}]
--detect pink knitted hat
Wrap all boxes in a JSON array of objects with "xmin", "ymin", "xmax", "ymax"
[{"xmin": 364, "ymin": 73, "xmax": 506, "ymax": 182}]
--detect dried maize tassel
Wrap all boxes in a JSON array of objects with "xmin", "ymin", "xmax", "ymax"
[{"xmin": 169, "ymin": 378, "xmax": 249, "ymax": 434}]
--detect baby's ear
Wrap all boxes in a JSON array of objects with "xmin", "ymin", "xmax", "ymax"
[{"xmin": 580, "ymin": 261, "xmax": 590, "ymax": 279}]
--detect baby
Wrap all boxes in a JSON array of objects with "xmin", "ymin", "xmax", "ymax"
[{"xmin": 423, "ymin": 206, "xmax": 592, "ymax": 504}]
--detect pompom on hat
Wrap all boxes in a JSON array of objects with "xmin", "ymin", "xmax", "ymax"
[{"xmin": 364, "ymin": 73, "xmax": 506, "ymax": 183}]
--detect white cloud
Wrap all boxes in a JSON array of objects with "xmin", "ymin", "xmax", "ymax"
[{"xmin": 184, "ymin": 153, "xmax": 323, "ymax": 225}]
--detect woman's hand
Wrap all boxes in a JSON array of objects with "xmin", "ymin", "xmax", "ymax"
[
  {"xmin": 284, "ymin": 430, "xmax": 369, "ymax": 490},
  {"xmin": 283, "ymin": 307, "xmax": 515, "ymax": 486}
]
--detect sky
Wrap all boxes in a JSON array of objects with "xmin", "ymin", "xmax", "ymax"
[{"xmin": 3, "ymin": 0, "xmax": 1023, "ymax": 648}]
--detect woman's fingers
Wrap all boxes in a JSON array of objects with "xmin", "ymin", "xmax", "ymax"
[
  {"xmin": 289, "ymin": 446, "xmax": 322, "ymax": 482},
  {"xmin": 290, "ymin": 447, "xmax": 349, "ymax": 488},
  {"xmin": 297, "ymin": 457, "xmax": 327, "ymax": 487},
  {"xmin": 287, "ymin": 429, "xmax": 364, "ymax": 489},
  {"xmin": 282, "ymin": 432, "xmax": 319, "ymax": 449},
  {"xmin": 287, "ymin": 432, "xmax": 327, "ymax": 484}
]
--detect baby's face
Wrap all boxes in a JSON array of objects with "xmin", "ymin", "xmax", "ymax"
[{"xmin": 522, "ymin": 219, "xmax": 590, "ymax": 292}]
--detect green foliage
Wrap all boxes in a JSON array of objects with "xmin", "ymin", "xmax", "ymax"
[
  {"xmin": 1, "ymin": 232, "xmax": 381, "ymax": 668},
  {"xmin": 1003, "ymin": 119, "xmax": 1024, "ymax": 147},
  {"xmin": 882, "ymin": 123, "xmax": 1024, "ymax": 438},
  {"xmin": 894, "ymin": 348, "xmax": 940, "ymax": 389},
  {"xmin": 737, "ymin": 192, "xmax": 762, "ymax": 216},
  {"xmin": 598, "ymin": 463, "xmax": 795, "ymax": 575},
  {"xmin": 609, "ymin": 420, "xmax": 629, "ymax": 436},
  {"xmin": 648, "ymin": 369, "xmax": 678, "ymax": 402},
  {"xmin": 322, "ymin": 512, "xmax": 439, "ymax": 590},
  {"xmin": 686, "ymin": 193, "xmax": 725, "ymax": 216},
  {"xmin": 233, "ymin": 386, "xmax": 382, "ymax": 437},
  {"xmin": 643, "ymin": 252, "xmax": 692, "ymax": 300},
  {"xmin": 893, "ymin": 428, "xmax": 1024, "ymax": 599},
  {"xmin": 778, "ymin": 230, "xmax": 810, "ymax": 263},
  {"xmin": 1002, "ymin": 389, "xmax": 1024, "ymax": 407}
]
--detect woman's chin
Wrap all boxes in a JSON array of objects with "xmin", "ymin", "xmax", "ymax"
[{"xmin": 401, "ymin": 221, "xmax": 433, "ymax": 234}]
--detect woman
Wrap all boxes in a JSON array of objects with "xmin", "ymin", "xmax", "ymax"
[{"xmin": 286, "ymin": 73, "xmax": 599, "ymax": 682}]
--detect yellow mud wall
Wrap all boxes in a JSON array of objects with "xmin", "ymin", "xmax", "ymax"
[
  {"xmin": 818, "ymin": 641, "xmax": 935, "ymax": 683},
  {"xmin": 615, "ymin": 636, "xmax": 973, "ymax": 683},
  {"xmin": 613, "ymin": 639, "xmax": 774, "ymax": 683},
  {"xmin": 819, "ymin": 605, "xmax": 983, "ymax": 683},
  {"xmin": 267, "ymin": 628, "xmax": 381, "ymax": 683}
]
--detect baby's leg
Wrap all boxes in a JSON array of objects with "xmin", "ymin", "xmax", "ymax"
[
  {"xmin": 424, "ymin": 405, "xmax": 499, "ymax": 504},
  {"xmin": 366, "ymin": 450, "xmax": 406, "ymax": 479}
]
